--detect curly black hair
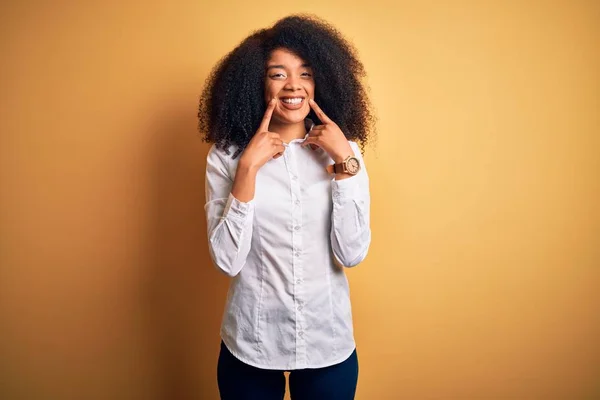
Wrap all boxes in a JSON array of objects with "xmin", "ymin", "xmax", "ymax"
[{"xmin": 198, "ymin": 14, "xmax": 376, "ymax": 158}]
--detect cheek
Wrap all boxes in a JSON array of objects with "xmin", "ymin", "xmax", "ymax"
[{"xmin": 264, "ymin": 81, "xmax": 279, "ymax": 96}]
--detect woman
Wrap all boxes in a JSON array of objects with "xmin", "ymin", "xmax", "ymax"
[{"xmin": 198, "ymin": 14, "xmax": 375, "ymax": 400}]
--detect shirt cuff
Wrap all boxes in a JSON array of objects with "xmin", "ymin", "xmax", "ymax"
[
  {"xmin": 223, "ymin": 192, "xmax": 253, "ymax": 220},
  {"xmin": 331, "ymin": 175, "xmax": 359, "ymax": 204}
]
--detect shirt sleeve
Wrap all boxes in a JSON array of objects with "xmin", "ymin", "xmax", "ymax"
[
  {"xmin": 204, "ymin": 145, "xmax": 254, "ymax": 277},
  {"xmin": 330, "ymin": 141, "xmax": 372, "ymax": 267}
]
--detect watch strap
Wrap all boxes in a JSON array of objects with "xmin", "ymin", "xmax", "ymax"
[{"xmin": 326, "ymin": 162, "xmax": 344, "ymax": 175}]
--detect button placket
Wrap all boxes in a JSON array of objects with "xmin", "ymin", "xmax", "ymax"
[{"xmin": 287, "ymin": 145, "xmax": 307, "ymax": 367}]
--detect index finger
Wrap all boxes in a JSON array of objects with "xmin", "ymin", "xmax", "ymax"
[
  {"xmin": 308, "ymin": 98, "xmax": 332, "ymax": 124},
  {"xmin": 259, "ymin": 98, "xmax": 277, "ymax": 132}
]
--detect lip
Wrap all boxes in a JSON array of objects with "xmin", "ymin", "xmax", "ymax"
[{"xmin": 279, "ymin": 97, "xmax": 305, "ymax": 110}]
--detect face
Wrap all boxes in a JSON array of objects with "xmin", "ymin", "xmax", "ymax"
[{"xmin": 264, "ymin": 48, "xmax": 315, "ymax": 125}]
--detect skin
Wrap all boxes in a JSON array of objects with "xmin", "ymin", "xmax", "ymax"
[
  {"xmin": 232, "ymin": 48, "xmax": 356, "ymax": 203},
  {"xmin": 263, "ymin": 48, "xmax": 315, "ymax": 143}
]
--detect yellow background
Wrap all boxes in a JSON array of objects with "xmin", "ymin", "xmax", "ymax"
[{"xmin": 1, "ymin": 0, "xmax": 598, "ymax": 399}]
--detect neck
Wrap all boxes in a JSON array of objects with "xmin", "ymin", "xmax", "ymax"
[{"xmin": 268, "ymin": 119, "xmax": 307, "ymax": 143}]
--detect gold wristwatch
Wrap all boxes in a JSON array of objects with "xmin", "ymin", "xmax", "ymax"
[{"xmin": 326, "ymin": 155, "xmax": 361, "ymax": 175}]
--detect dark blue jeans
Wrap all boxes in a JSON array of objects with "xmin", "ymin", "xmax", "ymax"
[{"xmin": 217, "ymin": 341, "xmax": 359, "ymax": 400}]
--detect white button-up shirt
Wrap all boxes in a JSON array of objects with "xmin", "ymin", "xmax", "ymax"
[{"xmin": 204, "ymin": 119, "xmax": 371, "ymax": 370}]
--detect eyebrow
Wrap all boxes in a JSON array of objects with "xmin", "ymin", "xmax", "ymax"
[{"xmin": 266, "ymin": 63, "xmax": 311, "ymax": 71}]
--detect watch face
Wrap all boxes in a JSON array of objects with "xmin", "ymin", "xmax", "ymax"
[{"xmin": 346, "ymin": 157, "xmax": 360, "ymax": 174}]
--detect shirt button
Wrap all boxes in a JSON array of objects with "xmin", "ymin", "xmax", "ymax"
[
  {"xmin": 298, "ymin": 331, "xmax": 304, "ymax": 337},
  {"xmin": 297, "ymin": 305, "xmax": 303, "ymax": 311},
  {"xmin": 296, "ymin": 279, "xmax": 302, "ymax": 284},
  {"xmin": 291, "ymin": 175, "xmax": 297, "ymax": 181},
  {"xmin": 295, "ymin": 199, "xmax": 300, "ymax": 206},
  {"xmin": 294, "ymin": 251, "xmax": 300, "ymax": 257},
  {"xmin": 294, "ymin": 225, "xmax": 300, "ymax": 231}
]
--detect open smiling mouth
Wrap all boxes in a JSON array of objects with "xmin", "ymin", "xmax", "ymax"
[{"xmin": 279, "ymin": 96, "xmax": 305, "ymax": 110}]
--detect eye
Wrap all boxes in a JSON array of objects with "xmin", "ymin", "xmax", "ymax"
[
  {"xmin": 301, "ymin": 72, "xmax": 313, "ymax": 77},
  {"xmin": 270, "ymin": 73, "xmax": 286, "ymax": 79}
]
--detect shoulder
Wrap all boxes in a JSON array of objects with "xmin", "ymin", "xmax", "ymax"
[
  {"xmin": 207, "ymin": 143, "xmax": 240, "ymax": 162},
  {"xmin": 206, "ymin": 143, "xmax": 241, "ymax": 177}
]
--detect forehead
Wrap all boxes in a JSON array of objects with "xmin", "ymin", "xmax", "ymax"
[{"xmin": 266, "ymin": 48, "xmax": 310, "ymax": 68}]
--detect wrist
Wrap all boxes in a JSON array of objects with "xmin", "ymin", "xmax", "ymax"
[
  {"xmin": 327, "ymin": 148, "xmax": 361, "ymax": 177},
  {"xmin": 332, "ymin": 144, "xmax": 354, "ymax": 163},
  {"xmin": 238, "ymin": 155, "xmax": 260, "ymax": 174},
  {"xmin": 332, "ymin": 153, "xmax": 352, "ymax": 164},
  {"xmin": 232, "ymin": 158, "xmax": 258, "ymax": 203}
]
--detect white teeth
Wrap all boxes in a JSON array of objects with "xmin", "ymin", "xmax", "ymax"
[{"xmin": 281, "ymin": 98, "xmax": 303, "ymax": 105}]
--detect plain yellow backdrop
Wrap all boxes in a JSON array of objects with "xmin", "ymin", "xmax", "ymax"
[{"xmin": 1, "ymin": 0, "xmax": 598, "ymax": 399}]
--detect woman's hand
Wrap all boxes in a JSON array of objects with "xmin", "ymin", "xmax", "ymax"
[
  {"xmin": 239, "ymin": 98, "xmax": 285, "ymax": 170},
  {"xmin": 232, "ymin": 98, "xmax": 284, "ymax": 202},
  {"xmin": 303, "ymin": 99, "xmax": 353, "ymax": 163}
]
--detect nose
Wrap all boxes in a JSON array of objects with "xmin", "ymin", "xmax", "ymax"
[{"xmin": 283, "ymin": 75, "xmax": 303, "ymax": 92}]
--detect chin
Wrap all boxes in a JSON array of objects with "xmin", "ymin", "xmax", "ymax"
[{"xmin": 274, "ymin": 111, "xmax": 309, "ymax": 124}]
